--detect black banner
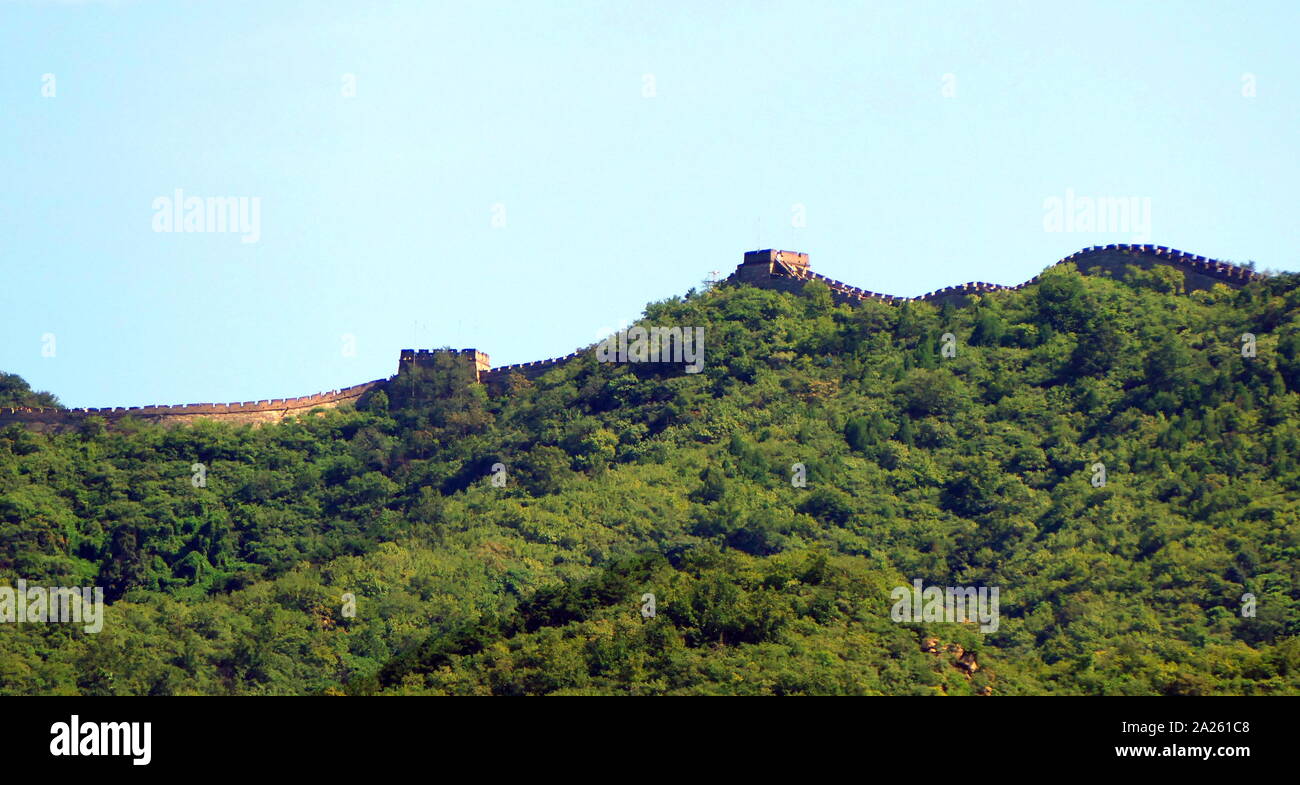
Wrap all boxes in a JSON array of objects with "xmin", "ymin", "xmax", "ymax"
[{"xmin": 7, "ymin": 698, "xmax": 1285, "ymax": 775}]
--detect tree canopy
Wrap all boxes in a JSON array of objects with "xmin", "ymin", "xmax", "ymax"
[{"xmin": 1, "ymin": 264, "xmax": 1298, "ymax": 695}]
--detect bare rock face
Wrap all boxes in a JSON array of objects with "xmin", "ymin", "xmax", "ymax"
[
  {"xmin": 920, "ymin": 636, "xmax": 984, "ymax": 681},
  {"xmin": 955, "ymin": 650, "xmax": 979, "ymax": 674}
]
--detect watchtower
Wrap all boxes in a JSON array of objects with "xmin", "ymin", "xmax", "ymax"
[
  {"xmin": 732, "ymin": 249, "xmax": 811, "ymax": 285},
  {"xmin": 398, "ymin": 348, "xmax": 491, "ymax": 382}
]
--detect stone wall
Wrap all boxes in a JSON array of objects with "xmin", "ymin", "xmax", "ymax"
[
  {"xmin": 0, "ymin": 380, "xmax": 385, "ymax": 433},
  {"xmin": 728, "ymin": 244, "xmax": 1261, "ymax": 308},
  {"xmin": 399, "ymin": 349, "xmax": 491, "ymax": 380},
  {"xmin": 0, "ymin": 244, "xmax": 1266, "ymax": 431},
  {"xmin": 480, "ymin": 350, "xmax": 586, "ymax": 392}
]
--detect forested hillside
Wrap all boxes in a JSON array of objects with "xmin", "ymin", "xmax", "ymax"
[
  {"xmin": 0, "ymin": 372, "xmax": 60, "ymax": 409},
  {"xmin": 2, "ymin": 262, "xmax": 1299, "ymax": 695}
]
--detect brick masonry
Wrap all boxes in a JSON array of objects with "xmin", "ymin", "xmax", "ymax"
[
  {"xmin": 0, "ymin": 245, "xmax": 1264, "ymax": 430},
  {"xmin": 0, "ymin": 380, "xmax": 387, "ymax": 432},
  {"xmin": 730, "ymin": 244, "xmax": 1261, "ymax": 308}
]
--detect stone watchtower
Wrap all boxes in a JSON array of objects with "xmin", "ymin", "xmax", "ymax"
[
  {"xmin": 398, "ymin": 348, "xmax": 491, "ymax": 382},
  {"xmin": 732, "ymin": 249, "xmax": 810, "ymax": 283},
  {"xmin": 729, "ymin": 249, "xmax": 812, "ymax": 295}
]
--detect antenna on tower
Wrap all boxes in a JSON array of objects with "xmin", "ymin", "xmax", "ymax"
[{"xmin": 703, "ymin": 269, "xmax": 722, "ymax": 287}]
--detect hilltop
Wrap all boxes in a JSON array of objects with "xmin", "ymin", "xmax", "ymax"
[
  {"xmin": 0, "ymin": 242, "xmax": 1266, "ymax": 430},
  {"xmin": 1, "ymin": 254, "xmax": 1299, "ymax": 695}
]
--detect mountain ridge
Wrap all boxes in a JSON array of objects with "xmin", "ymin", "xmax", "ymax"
[{"xmin": 0, "ymin": 243, "xmax": 1264, "ymax": 430}]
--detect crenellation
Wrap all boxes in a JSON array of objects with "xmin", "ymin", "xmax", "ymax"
[
  {"xmin": 732, "ymin": 244, "xmax": 1261, "ymax": 307},
  {"xmin": 0, "ymin": 245, "xmax": 1268, "ymax": 431}
]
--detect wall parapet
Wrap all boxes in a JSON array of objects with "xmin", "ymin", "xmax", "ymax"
[
  {"xmin": 728, "ymin": 244, "xmax": 1262, "ymax": 307},
  {"xmin": 481, "ymin": 350, "xmax": 585, "ymax": 385},
  {"xmin": 1, "ymin": 379, "xmax": 386, "ymax": 429},
  {"xmin": 1, "ymin": 244, "xmax": 1269, "ymax": 430}
]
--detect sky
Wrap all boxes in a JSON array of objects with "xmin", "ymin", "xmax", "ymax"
[{"xmin": 1, "ymin": 0, "xmax": 1297, "ymax": 408}]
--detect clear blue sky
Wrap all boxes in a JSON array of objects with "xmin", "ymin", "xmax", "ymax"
[{"xmin": 2, "ymin": 0, "xmax": 1297, "ymax": 407}]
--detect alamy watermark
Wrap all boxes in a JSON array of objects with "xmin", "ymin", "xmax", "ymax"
[
  {"xmin": 0, "ymin": 579, "xmax": 104, "ymax": 633},
  {"xmin": 152, "ymin": 189, "xmax": 261, "ymax": 244},
  {"xmin": 891, "ymin": 579, "xmax": 1000, "ymax": 633},
  {"xmin": 1043, "ymin": 188, "xmax": 1151, "ymax": 241},
  {"xmin": 596, "ymin": 326, "xmax": 705, "ymax": 373},
  {"xmin": 50, "ymin": 715, "xmax": 151, "ymax": 766}
]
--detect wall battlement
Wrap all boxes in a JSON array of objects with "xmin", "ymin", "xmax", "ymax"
[
  {"xmin": 400, "ymin": 348, "xmax": 491, "ymax": 380},
  {"xmin": 480, "ymin": 350, "xmax": 585, "ymax": 388},
  {"xmin": 0, "ymin": 380, "xmax": 386, "ymax": 432},
  {"xmin": 0, "ymin": 244, "xmax": 1267, "ymax": 431},
  {"xmin": 730, "ymin": 244, "xmax": 1262, "ymax": 307}
]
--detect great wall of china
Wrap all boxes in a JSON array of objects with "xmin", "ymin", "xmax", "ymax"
[
  {"xmin": 1, "ymin": 244, "xmax": 1264, "ymax": 431},
  {"xmin": 731, "ymin": 243, "xmax": 1259, "ymax": 307}
]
